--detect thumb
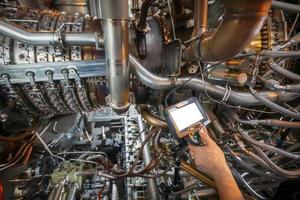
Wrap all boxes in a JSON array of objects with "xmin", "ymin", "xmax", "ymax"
[{"xmin": 199, "ymin": 127, "xmax": 212, "ymax": 144}]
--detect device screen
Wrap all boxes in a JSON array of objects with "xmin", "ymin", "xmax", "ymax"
[{"xmin": 169, "ymin": 103, "xmax": 204, "ymax": 131}]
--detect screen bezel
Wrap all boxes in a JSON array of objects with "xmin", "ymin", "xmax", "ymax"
[{"xmin": 164, "ymin": 97, "xmax": 210, "ymax": 138}]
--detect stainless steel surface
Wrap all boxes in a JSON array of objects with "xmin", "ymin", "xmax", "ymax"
[
  {"xmin": 137, "ymin": 115, "xmax": 159, "ymax": 200},
  {"xmin": 272, "ymin": 1, "xmax": 300, "ymax": 13},
  {"xmin": 100, "ymin": 0, "xmax": 130, "ymax": 113},
  {"xmin": 0, "ymin": 20, "xmax": 102, "ymax": 47},
  {"xmin": 1, "ymin": 1, "xmax": 300, "ymax": 200},
  {"xmin": 130, "ymin": 55, "xmax": 299, "ymax": 106},
  {"xmin": 192, "ymin": 0, "xmax": 208, "ymax": 37},
  {"xmin": 184, "ymin": 0, "xmax": 272, "ymax": 61},
  {"xmin": 0, "ymin": 59, "xmax": 106, "ymax": 84}
]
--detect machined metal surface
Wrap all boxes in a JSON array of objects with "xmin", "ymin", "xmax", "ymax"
[
  {"xmin": 100, "ymin": 0, "xmax": 131, "ymax": 114},
  {"xmin": 1, "ymin": 1, "xmax": 300, "ymax": 200}
]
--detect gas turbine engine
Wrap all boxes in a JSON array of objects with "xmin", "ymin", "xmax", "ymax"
[{"xmin": 0, "ymin": 0, "xmax": 300, "ymax": 199}]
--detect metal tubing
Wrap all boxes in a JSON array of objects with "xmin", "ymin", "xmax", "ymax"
[
  {"xmin": 180, "ymin": 161, "xmax": 217, "ymax": 189},
  {"xmin": 181, "ymin": 161, "xmax": 255, "ymax": 200},
  {"xmin": 268, "ymin": 62, "xmax": 300, "ymax": 82},
  {"xmin": 140, "ymin": 106, "xmax": 168, "ymax": 129},
  {"xmin": 130, "ymin": 55, "xmax": 300, "ymax": 106},
  {"xmin": 272, "ymin": 1, "xmax": 300, "ymax": 13},
  {"xmin": 66, "ymin": 184, "xmax": 78, "ymax": 200},
  {"xmin": 100, "ymin": 0, "xmax": 131, "ymax": 114},
  {"xmin": 137, "ymin": 0, "xmax": 155, "ymax": 31},
  {"xmin": 185, "ymin": 0, "xmax": 272, "ymax": 61},
  {"xmin": 192, "ymin": 0, "xmax": 208, "ymax": 37},
  {"xmin": 53, "ymin": 179, "xmax": 66, "ymax": 200},
  {"xmin": 0, "ymin": 20, "xmax": 101, "ymax": 46},
  {"xmin": 200, "ymin": 0, "xmax": 272, "ymax": 61},
  {"xmin": 137, "ymin": 115, "xmax": 159, "ymax": 200}
]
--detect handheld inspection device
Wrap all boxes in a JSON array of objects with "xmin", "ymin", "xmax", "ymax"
[{"xmin": 164, "ymin": 97, "xmax": 210, "ymax": 145}]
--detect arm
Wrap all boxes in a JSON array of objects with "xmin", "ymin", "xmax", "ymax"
[{"xmin": 189, "ymin": 128, "xmax": 244, "ymax": 200}]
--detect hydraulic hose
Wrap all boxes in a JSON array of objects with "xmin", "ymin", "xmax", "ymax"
[
  {"xmin": 268, "ymin": 62, "xmax": 300, "ymax": 82},
  {"xmin": 250, "ymin": 87, "xmax": 300, "ymax": 119},
  {"xmin": 253, "ymin": 145, "xmax": 300, "ymax": 179},
  {"xmin": 238, "ymin": 127, "xmax": 300, "ymax": 161}
]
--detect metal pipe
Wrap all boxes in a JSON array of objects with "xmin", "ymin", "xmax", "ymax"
[
  {"xmin": 232, "ymin": 112, "xmax": 300, "ymax": 128},
  {"xmin": 137, "ymin": 115, "xmax": 159, "ymax": 200},
  {"xmin": 184, "ymin": 0, "xmax": 272, "ymax": 61},
  {"xmin": 239, "ymin": 127, "xmax": 300, "ymax": 160},
  {"xmin": 130, "ymin": 55, "xmax": 300, "ymax": 106},
  {"xmin": 0, "ymin": 20, "xmax": 102, "ymax": 46},
  {"xmin": 180, "ymin": 160, "xmax": 217, "ymax": 189},
  {"xmin": 268, "ymin": 62, "xmax": 300, "ymax": 82},
  {"xmin": 100, "ymin": 0, "xmax": 131, "ymax": 114},
  {"xmin": 53, "ymin": 179, "xmax": 66, "ymax": 200},
  {"xmin": 66, "ymin": 184, "xmax": 78, "ymax": 200},
  {"xmin": 140, "ymin": 106, "xmax": 168, "ymax": 129},
  {"xmin": 272, "ymin": 1, "xmax": 300, "ymax": 13},
  {"xmin": 261, "ymin": 50, "xmax": 300, "ymax": 58},
  {"xmin": 192, "ymin": 0, "xmax": 208, "ymax": 37},
  {"xmin": 181, "ymin": 161, "xmax": 255, "ymax": 200},
  {"xmin": 137, "ymin": 0, "xmax": 155, "ymax": 31}
]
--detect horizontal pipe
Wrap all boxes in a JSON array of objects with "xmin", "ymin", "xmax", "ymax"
[
  {"xmin": 130, "ymin": 55, "xmax": 300, "ymax": 106},
  {"xmin": 233, "ymin": 113, "xmax": 300, "ymax": 128},
  {"xmin": 240, "ymin": 119, "xmax": 300, "ymax": 129},
  {"xmin": 261, "ymin": 50, "xmax": 300, "ymax": 58},
  {"xmin": 272, "ymin": 1, "xmax": 300, "ymax": 13},
  {"xmin": 0, "ymin": 20, "xmax": 103, "ymax": 46}
]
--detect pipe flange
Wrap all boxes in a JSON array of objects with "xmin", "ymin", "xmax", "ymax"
[{"xmin": 106, "ymin": 94, "xmax": 133, "ymax": 114}]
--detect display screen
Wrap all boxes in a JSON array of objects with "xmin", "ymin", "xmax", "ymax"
[{"xmin": 169, "ymin": 103, "xmax": 204, "ymax": 131}]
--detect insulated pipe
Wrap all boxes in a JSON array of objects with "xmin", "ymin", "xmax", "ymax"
[
  {"xmin": 184, "ymin": 0, "xmax": 272, "ymax": 61},
  {"xmin": 100, "ymin": 0, "xmax": 131, "ymax": 114},
  {"xmin": 130, "ymin": 55, "xmax": 300, "ymax": 106},
  {"xmin": 0, "ymin": 20, "xmax": 103, "ymax": 46}
]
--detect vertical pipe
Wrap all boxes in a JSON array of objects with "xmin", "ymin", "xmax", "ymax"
[
  {"xmin": 192, "ymin": 0, "xmax": 208, "ymax": 37},
  {"xmin": 66, "ymin": 184, "xmax": 78, "ymax": 200},
  {"xmin": 100, "ymin": 0, "xmax": 131, "ymax": 114},
  {"xmin": 137, "ymin": 115, "xmax": 159, "ymax": 200}
]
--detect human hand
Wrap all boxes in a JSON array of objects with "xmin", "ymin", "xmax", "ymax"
[{"xmin": 189, "ymin": 127, "xmax": 229, "ymax": 179}]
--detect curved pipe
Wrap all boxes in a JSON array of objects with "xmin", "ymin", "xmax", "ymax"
[
  {"xmin": 272, "ymin": 1, "xmax": 300, "ymax": 13},
  {"xmin": 238, "ymin": 127, "xmax": 300, "ymax": 160},
  {"xmin": 130, "ymin": 55, "xmax": 300, "ymax": 106},
  {"xmin": 137, "ymin": 0, "xmax": 155, "ymax": 31},
  {"xmin": 0, "ymin": 20, "xmax": 102, "ymax": 46},
  {"xmin": 140, "ymin": 106, "xmax": 168, "ymax": 129},
  {"xmin": 185, "ymin": 0, "xmax": 272, "ymax": 61}
]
